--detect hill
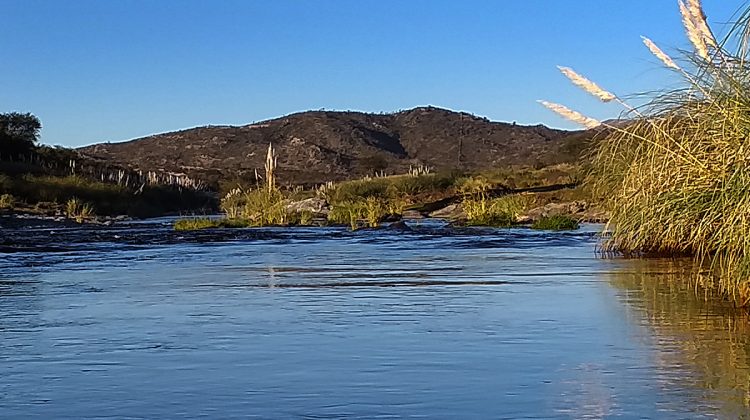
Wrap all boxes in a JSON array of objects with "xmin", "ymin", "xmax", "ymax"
[{"xmin": 80, "ymin": 106, "xmax": 593, "ymax": 186}]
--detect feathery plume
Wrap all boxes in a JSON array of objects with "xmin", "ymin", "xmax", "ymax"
[
  {"xmin": 679, "ymin": 0, "xmax": 710, "ymax": 61},
  {"xmin": 687, "ymin": 0, "xmax": 718, "ymax": 49},
  {"xmin": 641, "ymin": 36, "xmax": 681, "ymax": 70},
  {"xmin": 557, "ymin": 66, "xmax": 616, "ymax": 102},
  {"xmin": 538, "ymin": 100, "xmax": 601, "ymax": 129}
]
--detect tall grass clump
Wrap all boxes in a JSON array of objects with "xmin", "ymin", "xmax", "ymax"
[
  {"xmin": 541, "ymin": 0, "xmax": 750, "ymax": 304},
  {"xmin": 463, "ymin": 194, "xmax": 526, "ymax": 227},
  {"xmin": 328, "ymin": 197, "xmax": 388, "ymax": 230}
]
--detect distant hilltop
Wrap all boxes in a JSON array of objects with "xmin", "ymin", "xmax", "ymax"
[{"xmin": 79, "ymin": 106, "xmax": 594, "ymax": 186}]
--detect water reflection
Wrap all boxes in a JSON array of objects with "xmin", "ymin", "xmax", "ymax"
[{"xmin": 609, "ymin": 259, "xmax": 750, "ymax": 418}]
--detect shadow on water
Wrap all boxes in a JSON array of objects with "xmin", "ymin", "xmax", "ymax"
[{"xmin": 608, "ymin": 259, "xmax": 750, "ymax": 419}]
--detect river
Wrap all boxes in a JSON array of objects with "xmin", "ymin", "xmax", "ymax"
[{"xmin": 1, "ymin": 218, "xmax": 749, "ymax": 418}]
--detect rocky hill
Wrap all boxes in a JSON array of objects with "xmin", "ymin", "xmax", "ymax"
[{"xmin": 80, "ymin": 107, "xmax": 593, "ymax": 187}]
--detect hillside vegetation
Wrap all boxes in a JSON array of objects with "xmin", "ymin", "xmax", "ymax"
[{"xmin": 81, "ymin": 106, "xmax": 595, "ymax": 187}]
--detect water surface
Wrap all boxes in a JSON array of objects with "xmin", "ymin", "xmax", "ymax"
[{"xmin": 1, "ymin": 218, "xmax": 749, "ymax": 418}]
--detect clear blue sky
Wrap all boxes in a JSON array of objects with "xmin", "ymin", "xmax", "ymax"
[{"xmin": 0, "ymin": 0, "xmax": 743, "ymax": 147}]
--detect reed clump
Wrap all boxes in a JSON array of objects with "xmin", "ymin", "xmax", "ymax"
[
  {"xmin": 541, "ymin": 0, "xmax": 750, "ymax": 304},
  {"xmin": 328, "ymin": 197, "xmax": 388, "ymax": 230},
  {"xmin": 463, "ymin": 195, "xmax": 526, "ymax": 227},
  {"xmin": 65, "ymin": 197, "xmax": 95, "ymax": 223}
]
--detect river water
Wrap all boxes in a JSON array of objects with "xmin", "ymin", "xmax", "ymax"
[{"xmin": 1, "ymin": 218, "xmax": 749, "ymax": 418}]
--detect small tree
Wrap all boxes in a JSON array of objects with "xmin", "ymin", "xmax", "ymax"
[{"xmin": 0, "ymin": 112, "xmax": 42, "ymax": 159}]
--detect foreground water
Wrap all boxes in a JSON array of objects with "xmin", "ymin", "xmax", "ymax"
[{"xmin": 1, "ymin": 218, "xmax": 749, "ymax": 418}]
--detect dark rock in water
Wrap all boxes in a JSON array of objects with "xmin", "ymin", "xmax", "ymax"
[{"xmin": 388, "ymin": 221, "xmax": 412, "ymax": 232}]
